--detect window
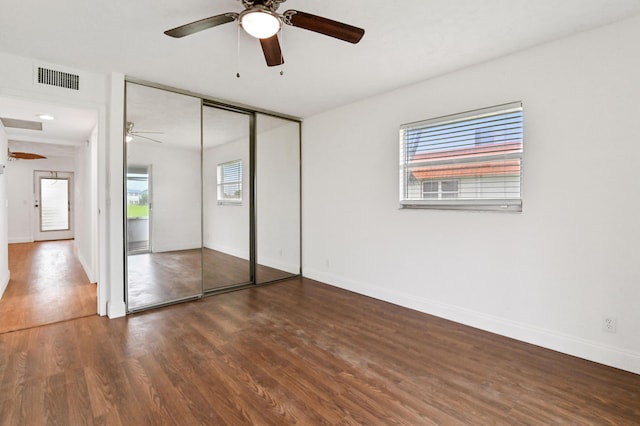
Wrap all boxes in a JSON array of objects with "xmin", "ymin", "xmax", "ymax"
[
  {"xmin": 399, "ymin": 102, "xmax": 523, "ymax": 211},
  {"xmin": 217, "ymin": 160, "xmax": 243, "ymax": 203},
  {"xmin": 40, "ymin": 178, "xmax": 70, "ymax": 231}
]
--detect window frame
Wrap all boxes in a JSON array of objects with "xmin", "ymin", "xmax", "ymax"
[
  {"xmin": 399, "ymin": 101, "xmax": 523, "ymax": 212},
  {"xmin": 217, "ymin": 159, "xmax": 243, "ymax": 204}
]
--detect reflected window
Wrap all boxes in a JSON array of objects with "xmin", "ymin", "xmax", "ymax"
[{"xmin": 217, "ymin": 160, "xmax": 243, "ymax": 203}]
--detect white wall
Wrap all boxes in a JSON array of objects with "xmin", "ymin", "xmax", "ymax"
[
  {"xmin": 6, "ymin": 157, "xmax": 76, "ymax": 243},
  {"xmin": 203, "ymin": 139, "xmax": 250, "ymax": 259},
  {"xmin": 0, "ymin": 124, "xmax": 9, "ymax": 300},
  {"xmin": 74, "ymin": 124, "xmax": 99, "ymax": 282},
  {"xmin": 302, "ymin": 16, "xmax": 640, "ymax": 374},
  {"xmin": 127, "ymin": 143, "xmax": 202, "ymax": 252}
]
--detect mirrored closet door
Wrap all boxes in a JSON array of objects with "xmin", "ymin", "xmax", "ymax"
[
  {"xmin": 202, "ymin": 105, "xmax": 252, "ymax": 291},
  {"xmin": 125, "ymin": 82, "xmax": 203, "ymax": 310},
  {"xmin": 255, "ymin": 114, "xmax": 301, "ymax": 283},
  {"xmin": 125, "ymin": 82, "xmax": 301, "ymax": 312}
]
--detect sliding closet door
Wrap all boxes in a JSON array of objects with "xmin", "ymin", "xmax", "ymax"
[
  {"xmin": 255, "ymin": 114, "xmax": 301, "ymax": 283},
  {"xmin": 125, "ymin": 82, "xmax": 203, "ymax": 310},
  {"xmin": 202, "ymin": 105, "xmax": 252, "ymax": 291}
]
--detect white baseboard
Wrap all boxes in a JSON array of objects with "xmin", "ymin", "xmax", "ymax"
[
  {"xmin": 152, "ymin": 242, "xmax": 201, "ymax": 253},
  {"xmin": 0, "ymin": 269, "xmax": 9, "ymax": 300},
  {"xmin": 258, "ymin": 255, "xmax": 300, "ymax": 275},
  {"xmin": 8, "ymin": 236, "xmax": 33, "ymax": 244},
  {"xmin": 204, "ymin": 243, "xmax": 250, "ymax": 261},
  {"xmin": 107, "ymin": 300, "xmax": 126, "ymax": 318},
  {"xmin": 304, "ymin": 268, "xmax": 640, "ymax": 375},
  {"xmin": 75, "ymin": 246, "xmax": 96, "ymax": 283}
]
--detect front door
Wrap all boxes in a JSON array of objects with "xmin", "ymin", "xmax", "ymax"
[{"xmin": 34, "ymin": 170, "xmax": 74, "ymax": 241}]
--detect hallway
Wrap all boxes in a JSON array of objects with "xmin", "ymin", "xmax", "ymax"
[{"xmin": 0, "ymin": 240, "xmax": 96, "ymax": 334}]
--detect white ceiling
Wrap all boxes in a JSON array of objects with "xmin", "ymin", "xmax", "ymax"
[{"xmin": 1, "ymin": 0, "xmax": 640, "ymax": 154}]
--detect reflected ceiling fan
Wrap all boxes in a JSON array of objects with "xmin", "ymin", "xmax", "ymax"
[
  {"xmin": 8, "ymin": 149, "xmax": 46, "ymax": 161},
  {"xmin": 164, "ymin": 0, "xmax": 365, "ymax": 66},
  {"xmin": 126, "ymin": 122, "xmax": 163, "ymax": 143}
]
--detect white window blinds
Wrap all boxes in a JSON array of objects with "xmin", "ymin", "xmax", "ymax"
[
  {"xmin": 217, "ymin": 160, "xmax": 243, "ymax": 203},
  {"xmin": 399, "ymin": 102, "xmax": 523, "ymax": 211}
]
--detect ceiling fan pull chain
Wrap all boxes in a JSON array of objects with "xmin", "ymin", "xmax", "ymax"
[
  {"xmin": 236, "ymin": 23, "xmax": 241, "ymax": 78},
  {"xmin": 279, "ymin": 27, "xmax": 284, "ymax": 76}
]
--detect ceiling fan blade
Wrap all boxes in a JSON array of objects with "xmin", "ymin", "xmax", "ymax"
[
  {"xmin": 133, "ymin": 135, "xmax": 163, "ymax": 144},
  {"xmin": 10, "ymin": 152, "xmax": 47, "ymax": 160},
  {"xmin": 164, "ymin": 13, "xmax": 238, "ymax": 38},
  {"xmin": 260, "ymin": 35, "xmax": 284, "ymax": 67},
  {"xmin": 284, "ymin": 10, "xmax": 365, "ymax": 44}
]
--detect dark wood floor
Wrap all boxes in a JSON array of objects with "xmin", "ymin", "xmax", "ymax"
[
  {"xmin": 127, "ymin": 248, "xmax": 296, "ymax": 309},
  {"xmin": 1, "ymin": 277, "xmax": 638, "ymax": 424},
  {"xmin": 0, "ymin": 241, "xmax": 96, "ymax": 334}
]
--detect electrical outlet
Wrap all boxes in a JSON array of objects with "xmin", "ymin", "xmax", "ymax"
[{"xmin": 603, "ymin": 317, "xmax": 617, "ymax": 333}]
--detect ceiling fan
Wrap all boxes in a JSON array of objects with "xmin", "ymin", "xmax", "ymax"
[
  {"xmin": 8, "ymin": 149, "xmax": 46, "ymax": 161},
  {"xmin": 164, "ymin": 0, "xmax": 365, "ymax": 66},
  {"xmin": 126, "ymin": 122, "xmax": 163, "ymax": 143}
]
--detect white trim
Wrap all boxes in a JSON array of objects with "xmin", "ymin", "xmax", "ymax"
[
  {"xmin": 204, "ymin": 243, "xmax": 250, "ymax": 261},
  {"xmin": 0, "ymin": 270, "xmax": 9, "ymax": 300},
  {"xmin": 401, "ymin": 101, "xmax": 523, "ymax": 129},
  {"xmin": 152, "ymin": 242, "xmax": 202, "ymax": 253},
  {"xmin": 107, "ymin": 300, "xmax": 126, "ymax": 318},
  {"xmin": 75, "ymin": 241, "xmax": 96, "ymax": 283},
  {"xmin": 303, "ymin": 268, "xmax": 640, "ymax": 375},
  {"xmin": 8, "ymin": 236, "xmax": 33, "ymax": 244},
  {"xmin": 257, "ymin": 255, "xmax": 300, "ymax": 275}
]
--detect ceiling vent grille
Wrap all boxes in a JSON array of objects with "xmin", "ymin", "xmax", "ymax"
[{"xmin": 37, "ymin": 66, "xmax": 80, "ymax": 90}]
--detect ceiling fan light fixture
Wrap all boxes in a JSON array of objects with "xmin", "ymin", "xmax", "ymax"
[
  {"xmin": 240, "ymin": 7, "xmax": 281, "ymax": 39},
  {"xmin": 125, "ymin": 135, "xmax": 133, "ymax": 143},
  {"xmin": 37, "ymin": 114, "xmax": 55, "ymax": 121}
]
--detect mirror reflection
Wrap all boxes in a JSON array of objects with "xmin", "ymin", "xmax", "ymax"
[
  {"xmin": 125, "ymin": 83, "xmax": 202, "ymax": 309},
  {"xmin": 124, "ymin": 82, "xmax": 302, "ymax": 311},
  {"xmin": 255, "ymin": 114, "xmax": 301, "ymax": 283},
  {"xmin": 202, "ymin": 106, "xmax": 251, "ymax": 290}
]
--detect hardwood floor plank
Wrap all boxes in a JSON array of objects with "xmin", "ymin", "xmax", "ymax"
[
  {"xmin": 0, "ymin": 241, "xmax": 96, "ymax": 334},
  {"xmin": 1, "ymin": 277, "xmax": 638, "ymax": 424}
]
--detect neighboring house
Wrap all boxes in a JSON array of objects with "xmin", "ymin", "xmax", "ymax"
[
  {"xmin": 406, "ymin": 141, "xmax": 522, "ymax": 201},
  {"xmin": 127, "ymin": 189, "xmax": 141, "ymax": 205}
]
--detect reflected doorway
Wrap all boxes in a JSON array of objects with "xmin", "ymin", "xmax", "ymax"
[{"xmin": 127, "ymin": 165, "xmax": 151, "ymax": 254}]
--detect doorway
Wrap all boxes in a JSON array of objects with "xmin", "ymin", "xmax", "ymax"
[
  {"xmin": 126, "ymin": 165, "xmax": 151, "ymax": 254},
  {"xmin": 34, "ymin": 170, "xmax": 74, "ymax": 241},
  {"xmin": 0, "ymin": 94, "xmax": 101, "ymax": 329}
]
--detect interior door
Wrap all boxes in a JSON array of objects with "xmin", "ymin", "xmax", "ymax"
[{"xmin": 34, "ymin": 170, "xmax": 74, "ymax": 241}]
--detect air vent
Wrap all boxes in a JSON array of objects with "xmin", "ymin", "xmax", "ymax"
[
  {"xmin": 37, "ymin": 66, "xmax": 80, "ymax": 90},
  {"xmin": 0, "ymin": 117, "xmax": 43, "ymax": 131}
]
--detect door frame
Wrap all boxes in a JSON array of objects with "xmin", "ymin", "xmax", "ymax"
[{"xmin": 33, "ymin": 170, "xmax": 75, "ymax": 241}]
